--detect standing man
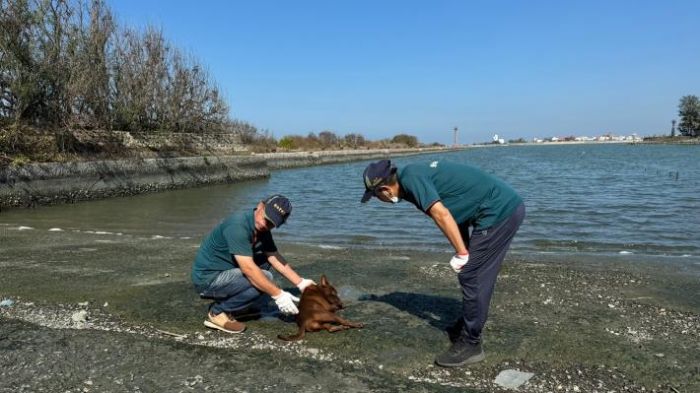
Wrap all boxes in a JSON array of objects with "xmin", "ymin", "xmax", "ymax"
[
  {"xmin": 191, "ymin": 195, "xmax": 315, "ymax": 333},
  {"xmin": 361, "ymin": 159, "xmax": 525, "ymax": 367}
]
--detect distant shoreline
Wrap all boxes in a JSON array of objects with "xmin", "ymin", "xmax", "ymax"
[
  {"xmin": 638, "ymin": 136, "xmax": 700, "ymax": 145},
  {"xmin": 466, "ymin": 138, "xmax": 699, "ymax": 147},
  {"xmin": 468, "ymin": 140, "xmax": 633, "ymax": 147}
]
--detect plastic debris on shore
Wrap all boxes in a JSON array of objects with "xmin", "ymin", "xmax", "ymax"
[
  {"xmin": 71, "ymin": 310, "xmax": 88, "ymax": 324},
  {"xmin": 338, "ymin": 286, "xmax": 365, "ymax": 302},
  {"xmin": 494, "ymin": 369, "xmax": 535, "ymax": 390},
  {"xmin": 0, "ymin": 299, "xmax": 15, "ymax": 307}
]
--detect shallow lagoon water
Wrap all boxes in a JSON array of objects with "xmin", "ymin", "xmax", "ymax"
[{"xmin": 2, "ymin": 144, "xmax": 699, "ymax": 258}]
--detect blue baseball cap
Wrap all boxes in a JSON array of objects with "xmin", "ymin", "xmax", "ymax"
[
  {"xmin": 361, "ymin": 159, "xmax": 395, "ymax": 203},
  {"xmin": 263, "ymin": 195, "xmax": 292, "ymax": 227}
]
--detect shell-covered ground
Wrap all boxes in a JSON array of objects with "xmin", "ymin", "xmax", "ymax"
[{"xmin": 1, "ymin": 226, "xmax": 699, "ymax": 392}]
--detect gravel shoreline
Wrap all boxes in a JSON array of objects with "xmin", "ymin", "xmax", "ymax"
[{"xmin": 2, "ymin": 238, "xmax": 698, "ymax": 392}]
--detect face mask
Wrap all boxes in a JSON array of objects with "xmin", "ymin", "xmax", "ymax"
[{"xmin": 382, "ymin": 190, "xmax": 400, "ymax": 204}]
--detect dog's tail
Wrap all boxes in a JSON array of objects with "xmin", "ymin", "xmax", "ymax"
[{"xmin": 277, "ymin": 327, "xmax": 305, "ymax": 341}]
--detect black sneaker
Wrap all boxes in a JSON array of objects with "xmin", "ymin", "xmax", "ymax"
[{"xmin": 434, "ymin": 336, "xmax": 485, "ymax": 367}]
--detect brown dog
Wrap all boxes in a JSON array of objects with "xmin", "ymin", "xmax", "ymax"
[{"xmin": 278, "ymin": 275, "xmax": 364, "ymax": 341}]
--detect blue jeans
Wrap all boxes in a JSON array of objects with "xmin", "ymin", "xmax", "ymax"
[
  {"xmin": 458, "ymin": 202, "xmax": 525, "ymax": 344},
  {"xmin": 196, "ymin": 263, "xmax": 273, "ymax": 315}
]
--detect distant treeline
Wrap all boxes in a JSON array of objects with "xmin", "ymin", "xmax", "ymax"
[
  {"xmin": 238, "ymin": 129, "xmax": 439, "ymax": 153},
  {"xmin": 273, "ymin": 132, "xmax": 433, "ymax": 152},
  {"xmin": 676, "ymin": 95, "xmax": 700, "ymax": 137}
]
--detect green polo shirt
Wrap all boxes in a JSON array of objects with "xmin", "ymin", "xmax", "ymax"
[
  {"xmin": 191, "ymin": 209, "xmax": 277, "ymax": 287},
  {"xmin": 398, "ymin": 160, "xmax": 522, "ymax": 230}
]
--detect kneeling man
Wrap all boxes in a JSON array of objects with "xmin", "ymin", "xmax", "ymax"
[{"xmin": 191, "ymin": 195, "xmax": 315, "ymax": 333}]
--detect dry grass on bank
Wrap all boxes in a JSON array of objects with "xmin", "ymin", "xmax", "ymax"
[
  {"xmin": 0, "ymin": 126, "xmax": 443, "ymax": 168},
  {"xmin": 0, "ymin": 126, "xmax": 248, "ymax": 167}
]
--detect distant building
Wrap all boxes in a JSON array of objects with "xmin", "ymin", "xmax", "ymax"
[
  {"xmin": 525, "ymin": 133, "xmax": 641, "ymax": 145},
  {"xmin": 493, "ymin": 134, "xmax": 505, "ymax": 144}
]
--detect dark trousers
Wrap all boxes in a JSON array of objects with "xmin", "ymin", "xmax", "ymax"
[{"xmin": 458, "ymin": 202, "xmax": 525, "ymax": 344}]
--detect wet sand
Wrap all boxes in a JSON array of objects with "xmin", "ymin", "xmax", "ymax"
[{"xmin": 1, "ymin": 226, "xmax": 699, "ymax": 392}]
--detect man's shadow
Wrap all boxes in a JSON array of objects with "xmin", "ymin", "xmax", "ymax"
[{"xmin": 360, "ymin": 292, "xmax": 462, "ymax": 333}]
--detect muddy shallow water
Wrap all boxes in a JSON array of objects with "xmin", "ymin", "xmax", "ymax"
[{"xmin": 1, "ymin": 222, "xmax": 699, "ymax": 392}]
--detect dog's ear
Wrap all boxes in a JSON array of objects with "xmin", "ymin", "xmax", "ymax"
[{"xmin": 320, "ymin": 275, "xmax": 329, "ymax": 287}]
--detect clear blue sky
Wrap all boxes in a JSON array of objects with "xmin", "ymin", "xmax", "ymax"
[{"xmin": 110, "ymin": 0, "xmax": 699, "ymax": 144}]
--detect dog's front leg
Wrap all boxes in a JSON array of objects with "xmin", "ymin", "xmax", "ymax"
[
  {"xmin": 333, "ymin": 316, "xmax": 364, "ymax": 329},
  {"xmin": 321, "ymin": 323, "xmax": 350, "ymax": 333}
]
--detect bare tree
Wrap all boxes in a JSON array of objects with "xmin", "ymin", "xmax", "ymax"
[
  {"xmin": 318, "ymin": 130, "xmax": 338, "ymax": 149},
  {"xmin": 65, "ymin": 0, "xmax": 114, "ymax": 129},
  {"xmin": 2, "ymin": 0, "xmax": 232, "ymax": 133},
  {"xmin": 1, "ymin": 0, "xmax": 43, "ymax": 124},
  {"xmin": 343, "ymin": 133, "xmax": 365, "ymax": 148}
]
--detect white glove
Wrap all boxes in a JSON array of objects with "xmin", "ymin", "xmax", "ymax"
[
  {"xmin": 272, "ymin": 290, "xmax": 300, "ymax": 315},
  {"xmin": 296, "ymin": 278, "xmax": 316, "ymax": 293},
  {"xmin": 449, "ymin": 253, "xmax": 469, "ymax": 273}
]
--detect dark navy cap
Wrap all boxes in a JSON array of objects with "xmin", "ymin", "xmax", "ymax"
[
  {"xmin": 263, "ymin": 195, "xmax": 292, "ymax": 227},
  {"xmin": 361, "ymin": 159, "xmax": 395, "ymax": 203}
]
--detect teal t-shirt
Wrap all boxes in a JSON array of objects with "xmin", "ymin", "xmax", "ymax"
[
  {"xmin": 398, "ymin": 160, "xmax": 522, "ymax": 230},
  {"xmin": 191, "ymin": 209, "xmax": 277, "ymax": 287}
]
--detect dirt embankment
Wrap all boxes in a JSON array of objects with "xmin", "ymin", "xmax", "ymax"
[
  {"xmin": 0, "ymin": 147, "xmax": 452, "ymax": 210},
  {"xmin": 641, "ymin": 136, "xmax": 700, "ymax": 144}
]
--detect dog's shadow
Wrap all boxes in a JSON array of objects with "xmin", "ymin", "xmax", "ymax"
[{"xmin": 360, "ymin": 292, "xmax": 461, "ymax": 331}]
